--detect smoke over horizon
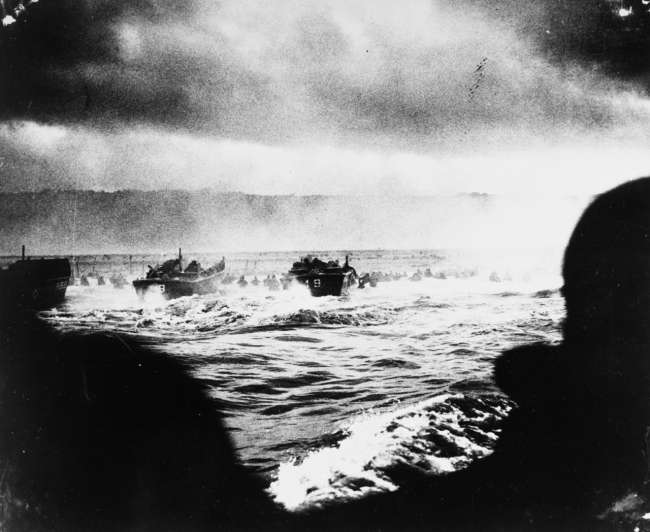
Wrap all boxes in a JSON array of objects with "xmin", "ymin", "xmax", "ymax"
[{"xmin": 0, "ymin": 189, "xmax": 591, "ymax": 255}]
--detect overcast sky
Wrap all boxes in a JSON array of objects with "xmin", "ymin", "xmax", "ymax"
[{"xmin": 1, "ymin": 0, "xmax": 650, "ymax": 195}]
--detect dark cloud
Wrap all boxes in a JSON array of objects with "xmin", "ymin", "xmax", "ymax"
[
  {"xmin": 0, "ymin": 0, "xmax": 648, "ymax": 142},
  {"xmin": 0, "ymin": 0, "xmax": 205, "ymax": 125},
  {"xmin": 1, "ymin": 0, "xmax": 650, "ymax": 196},
  {"xmin": 466, "ymin": 0, "xmax": 650, "ymax": 74}
]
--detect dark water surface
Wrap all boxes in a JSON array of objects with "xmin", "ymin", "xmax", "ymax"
[{"xmin": 41, "ymin": 248, "xmax": 565, "ymax": 510}]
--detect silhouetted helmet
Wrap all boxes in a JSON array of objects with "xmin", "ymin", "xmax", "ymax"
[{"xmin": 562, "ymin": 177, "xmax": 650, "ymax": 343}]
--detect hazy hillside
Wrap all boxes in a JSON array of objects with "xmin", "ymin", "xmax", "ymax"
[{"xmin": 0, "ymin": 190, "xmax": 590, "ymax": 254}]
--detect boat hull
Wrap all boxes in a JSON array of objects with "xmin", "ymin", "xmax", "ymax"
[
  {"xmin": 294, "ymin": 271, "xmax": 353, "ymax": 297},
  {"xmin": 0, "ymin": 258, "xmax": 70, "ymax": 312},
  {"xmin": 133, "ymin": 274, "xmax": 221, "ymax": 299}
]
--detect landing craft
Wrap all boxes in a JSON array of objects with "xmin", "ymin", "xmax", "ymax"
[
  {"xmin": 289, "ymin": 255, "xmax": 358, "ymax": 297},
  {"xmin": 132, "ymin": 248, "xmax": 225, "ymax": 299},
  {"xmin": 0, "ymin": 245, "xmax": 70, "ymax": 313}
]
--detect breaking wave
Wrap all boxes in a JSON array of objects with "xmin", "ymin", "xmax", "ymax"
[
  {"xmin": 268, "ymin": 393, "xmax": 511, "ymax": 511},
  {"xmin": 262, "ymin": 308, "xmax": 396, "ymax": 327},
  {"xmin": 43, "ymin": 293, "xmax": 252, "ymax": 337}
]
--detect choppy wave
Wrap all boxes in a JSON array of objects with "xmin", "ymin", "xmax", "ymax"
[
  {"xmin": 41, "ymin": 248, "xmax": 565, "ymax": 511},
  {"xmin": 43, "ymin": 293, "xmax": 251, "ymax": 337},
  {"xmin": 268, "ymin": 393, "xmax": 511, "ymax": 511},
  {"xmin": 263, "ymin": 308, "xmax": 396, "ymax": 327},
  {"xmin": 43, "ymin": 289, "xmax": 408, "ymax": 337}
]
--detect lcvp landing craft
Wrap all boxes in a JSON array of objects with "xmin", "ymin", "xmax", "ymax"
[
  {"xmin": 0, "ymin": 246, "xmax": 71, "ymax": 313},
  {"xmin": 132, "ymin": 249, "xmax": 225, "ymax": 299},
  {"xmin": 289, "ymin": 255, "xmax": 359, "ymax": 297}
]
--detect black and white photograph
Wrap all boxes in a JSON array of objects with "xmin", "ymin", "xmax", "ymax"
[{"xmin": 1, "ymin": 1, "xmax": 650, "ymax": 530}]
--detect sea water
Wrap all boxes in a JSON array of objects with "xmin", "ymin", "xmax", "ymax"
[{"xmin": 40, "ymin": 248, "xmax": 565, "ymax": 511}]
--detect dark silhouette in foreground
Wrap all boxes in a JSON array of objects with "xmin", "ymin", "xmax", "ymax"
[
  {"xmin": 2, "ymin": 178, "xmax": 650, "ymax": 531},
  {"xmin": 0, "ymin": 319, "xmax": 281, "ymax": 531}
]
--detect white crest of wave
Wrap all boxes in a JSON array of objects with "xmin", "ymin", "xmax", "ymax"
[{"xmin": 268, "ymin": 394, "xmax": 502, "ymax": 511}]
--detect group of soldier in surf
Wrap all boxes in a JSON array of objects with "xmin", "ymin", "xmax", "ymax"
[{"xmin": 69, "ymin": 254, "xmax": 482, "ymax": 294}]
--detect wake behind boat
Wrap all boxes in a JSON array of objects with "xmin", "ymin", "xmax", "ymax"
[{"xmin": 133, "ymin": 249, "xmax": 225, "ymax": 299}]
